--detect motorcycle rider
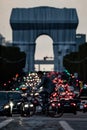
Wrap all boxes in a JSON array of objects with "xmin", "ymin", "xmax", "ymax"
[{"xmin": 36, "ymin": 71, "xmax": 56, "ymax": 112}]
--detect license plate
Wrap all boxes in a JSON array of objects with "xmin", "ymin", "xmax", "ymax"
[
  {"xmin": 36, "ymin": 106, "xmax": 42, "ymax": 112},
  {"xmin": 64, "ymin": 104, "xmax": 70, "ymax": 107},
  {"xmin": 64, "ymin": 103, "xmax": 70, "ymax": 107},
  {"xmin": 80, "ymin": 105, "xmax": 83, "ymax": 109}
]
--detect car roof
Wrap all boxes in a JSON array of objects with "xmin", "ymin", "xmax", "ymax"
[
  {"xmin": 0, "ymin": 90, "xmax": 21, "ymax": 92},
  {"xmin": 0, "ymin": 91, "xmax": 22, "ymax": 94}
]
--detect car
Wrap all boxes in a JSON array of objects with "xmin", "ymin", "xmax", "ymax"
[
  {"xmin": 0, "ymin": 91, "xmax": 23, "ymax": 116},
  {"xmin": 0, "ymin": 91, "xmax": 12, "ymax": 116},
  {"xmin": 78, "ymin": 87, "xmax": 87, "ymax": 111},
  {"xmin": 79, "ymin": 87, "xmax": 87, "ymax": 98},
  {"xmin": 60, "ymin": 98, "xmax": 77, "ymax": 115},
  {"xmin": 7, "ymin": 91, "xmax": 23, "ymax": 114}
]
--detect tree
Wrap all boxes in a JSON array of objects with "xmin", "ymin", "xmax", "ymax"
[
  {"xmin": 0, "ymin": 45, "xmax": 26, "ymax": 82},
  {"xmin": 63, "ymin": 42, "xmax": 87, "ymax": 82}
]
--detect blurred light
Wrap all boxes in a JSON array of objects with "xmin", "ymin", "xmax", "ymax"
[
  {"xmin": 4, "ymin": 83, "xmax": 6, "ymax": 86},
  {"xmin": 16, "ymin": 87, "xmax": 19, "ymax": 91}
]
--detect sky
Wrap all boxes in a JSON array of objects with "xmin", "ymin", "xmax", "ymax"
[{"xmin": 0, "ymin": 0, "xmax": 87, "ymax": 71}]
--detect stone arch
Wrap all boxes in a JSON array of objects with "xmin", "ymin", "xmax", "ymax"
[{"xmin": 10, "ymin": 6, "xmax": 78, "ymax": 72}]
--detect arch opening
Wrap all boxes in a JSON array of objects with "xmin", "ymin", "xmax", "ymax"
[{"xmin": 35, "ymin": 35, "xmax": 54, "ymax": 71}]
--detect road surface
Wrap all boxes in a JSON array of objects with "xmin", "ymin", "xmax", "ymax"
[{"xmin": 0, "ymin": 112, "xmax": 87, "ymax": 130}]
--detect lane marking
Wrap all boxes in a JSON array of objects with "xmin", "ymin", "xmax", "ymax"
[
  {"xmin": 59, "ymin": 121, "xmax": 74, "ymax": 130},
  {"xmin": 0, "ymin": 118, "xmax": 13, "ymax": 129}
]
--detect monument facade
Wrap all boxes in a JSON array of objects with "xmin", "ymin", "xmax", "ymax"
[{"xmin": 10, "ymin": 6, "xmax": 78, "ymax": 72}]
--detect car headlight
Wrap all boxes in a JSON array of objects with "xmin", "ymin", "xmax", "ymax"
[
  {"xmin": 29, "ymin": 104, "xmax": 34, "ymax": 107},
  {"xmin": 4, "ymin": 105, "xmax": 10, "ymax": 109},
  {"xmin": 30, "ymin": 93, "xmax": 33, "ymax": 96},
  {"xmin": 17, "ymin": 102, "xmax": 21, "ymax": 105},
  {"xmin": 10, "ymin": 102, "xmax": 14, "ymax": 107},
  {"xmin": 24, "ymin": 104, "xmax": 29, "ymax": 108},
  {"xmin": 34, "ymin": 92, "xmax": 39, "ymax": 96}
]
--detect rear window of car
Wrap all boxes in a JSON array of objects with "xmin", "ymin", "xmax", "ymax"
[
  {"xmin": 8, "ymin": 92, "xmax": 22, "ymax": 100},
  {"xmin": 0, "ymin": 92, "xmax": 8, "ymax": 100},
  {"xmin": 80, "ymin": 89, "xmax": 87, "ymax": 96}
]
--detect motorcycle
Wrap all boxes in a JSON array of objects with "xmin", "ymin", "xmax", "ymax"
[
  {"xmin": 20, "ymin": 97, "xmax": 35, "ymax": 117},
  {"xmin": 29, "ymin": 90, "xmax": 52, "ymax": 115},
  {"xmin": 30, "ymin": 91, "xmax": 45, "ymax": 114},
  {"xmin": 29, "ymin": 88, "xmax": 64, "ymax": 117},
  {"xmin": 48, "ymin": 91, "xmax": 63, "ymax": 117}
]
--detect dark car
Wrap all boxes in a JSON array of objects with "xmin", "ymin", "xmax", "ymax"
[
  {"xmin": 78, "ymin": 87, "xmax": 87, "ymax": 111},
  {"xmin": 60, "ymin": 98, "xmax": 77, "ymax": 115},
  {"xmin": 79, "ymin": 87, "xmax": 87, "ymax": 98},
  {"xmin": 7, "ymin": 91, "xmax": 23, "ymax": 114},
  {"xmin": 0, "ymin": 91, "xmax": 11, "ymax": 116},
  {"xmin": 0, "ymin": 91, "xmax": 23, "ymax": 116}
]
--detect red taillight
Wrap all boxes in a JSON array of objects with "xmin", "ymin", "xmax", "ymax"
[
  {"xmin": 53, "ymin": 97, "xmax": 57, "ymax": 101},
  {"xmin": 84, "ymin": 104, "xmax": 87, "ymax": 108},
  {"xmin": 52, "ymin": 103, "xmax": 56, "ymax": 107},
  {"xmin": 58, "ymin": 103, "xmax": 61, "ymax": 107},
  {"xmin": 4, "ymin": 83, "xmax": 6, "ymax": 86},
  {"xmin": 53, "ymin": 92, "xmax": 57, "ymax": 97},
  {"xmin": 71, "ymin": 103, "xmax": 76, "ymax": 106},
  {"xmin": 69, "ymin": 96, "xmax": 73, "ymax": 99}
]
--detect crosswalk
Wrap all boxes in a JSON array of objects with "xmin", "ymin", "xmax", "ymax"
[{"xmin": 0, "ymin": 112, "xmax": 87, "ymax": 130}]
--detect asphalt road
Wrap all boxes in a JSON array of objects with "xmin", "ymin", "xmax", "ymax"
[{"xmin": 0, "ymin": 112, "xmax": 87, "ymax": 130}]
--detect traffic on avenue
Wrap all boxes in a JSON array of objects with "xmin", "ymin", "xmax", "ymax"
[{"xmin": 0, "ymin": 71, "xmax": 87, "ymax": 130}]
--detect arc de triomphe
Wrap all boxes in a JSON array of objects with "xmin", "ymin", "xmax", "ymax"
[{"xmin": 10, "ymin": 6, "xmax": 78, "ymax": 72}]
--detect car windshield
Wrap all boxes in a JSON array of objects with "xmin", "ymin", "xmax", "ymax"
[
  {"xmin": 8, "ymin": 92, "xmax": 22, "ymax": 100},
  {"xmin": 0, "ymin": 92, "xmax": 8, "ymax": 100}
]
